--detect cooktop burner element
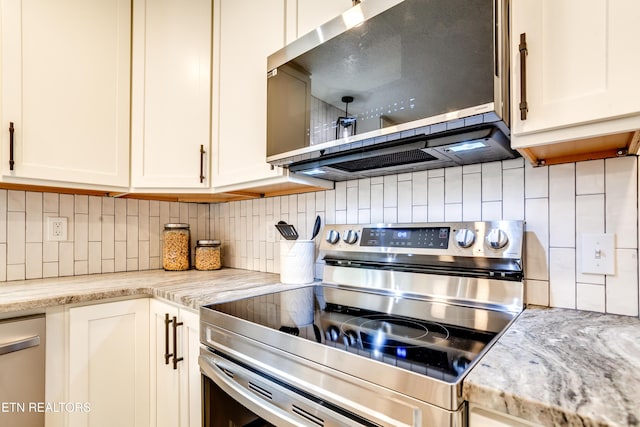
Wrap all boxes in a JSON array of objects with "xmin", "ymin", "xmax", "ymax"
[{"xmin": 200, "ymin": 221, "xmax": 524, "ymax": 426}]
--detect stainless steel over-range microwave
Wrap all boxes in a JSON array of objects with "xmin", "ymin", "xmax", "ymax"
[{"xmin": 266, "ymin": 0, "xmax": 516, "ymax": 181}]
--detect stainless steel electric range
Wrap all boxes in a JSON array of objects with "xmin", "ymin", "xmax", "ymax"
[{"xmin": 199, "ymin": 221, "xmax": 524, "ymax": 427}]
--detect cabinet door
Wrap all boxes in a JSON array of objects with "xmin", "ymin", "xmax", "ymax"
[
  {"xmin": 0, "ymin": 0, "xmax": 130, "ymax": 188},
  {"xmin": 68, "ymin": 299, "xmax": 150, "ymax": 427},
  {"xmin": 150, "ymin": 300, "xmax": 201, "ymax": 427},
  {"xmin": 212, "ymin": 0, "xmax": 287, "ymax": 188},
  {"xmin": 150, "ymin": 299, "xmax": 180, "ymax": 427},
  {"xmin": 131, "ymin": 0, "xmax": 213, "ymax": 189},
  {"xmin": 511, "ymin": 0, "xmax": 640, "ymax": 142},
  {"xmin": 178, "ymin": 308, "xmax": 201, "ymax": 427}
]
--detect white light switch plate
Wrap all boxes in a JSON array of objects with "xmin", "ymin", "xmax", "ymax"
[{"xmin": 581, "ymin": 233, "xmax": 615, "ymax": 275}]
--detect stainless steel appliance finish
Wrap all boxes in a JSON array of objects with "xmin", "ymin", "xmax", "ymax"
[
  {"xmin": 199, "ymin": 221, "xmax": 524, "ymax": 426},
  {"xmin": 266, "ymin": 0, "xmax": 515, "ymax": 180},
  {"xmin": 0, "ymin": 314, "xmax": 46, "ymax": 427}
]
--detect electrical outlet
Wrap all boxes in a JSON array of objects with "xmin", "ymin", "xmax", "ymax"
[{"xmin": 47, "ymin": 217, "xmax": 68, "ymax": 241}]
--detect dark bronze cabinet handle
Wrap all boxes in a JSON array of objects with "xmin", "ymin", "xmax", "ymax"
[
  {"xmin": 518, "ymin": 33, "xmax": 529, "ymax": 120},
  {"xmin": 164, "ymin": 313, "xmax": 173, "ymax": 365},
  {"xmin": 9, "ymin": 122, "xmax": 15, "ymax": 171},
  {"xmin": 172, "ymin": 316, "xmax": 184, "ymax": 370},
  {"xmin": 199, "ymin": 144, "xmax": 205, "ymax": 183}
]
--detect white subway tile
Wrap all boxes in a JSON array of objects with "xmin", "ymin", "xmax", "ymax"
[
  {"xmin": 169, "ymin": 201, "xmax": 180, "ymax": 219},
  {"xmin": 397, "ymin": 172, "xmax": 412, "ymax": 181},
  {"xmin": 0, "ymin": 191, "xmax": 6, "ymax": 243},
  {"xmin": 445, "ymin": 204, "xmax": 462, "ymax": 221},
  {"xmin": 138, "ymin": 200, "xmax": 150, "ymax": 242},
  {"xmin": 115, "ymin": 199, "xmax": 127, "ymax": 241},
  {"xmin": 25, "ymin": 242, "xmax": 43, "ymax": 279},
  {"xmin": 103, "ymin": 197, "xmax": 115, "ymax": 215},
  {"xmin": 463, "ymin": 164, "xmax": 481, "ymax": 174},
  {"xmin": 0, "ymin": 244, "xmax": 6, "ymax": 281},
  {"xmin": 358, "ymin": 179, "xmax": 371, "ymax": 209},
  {"xmin": 358, "ymin": 209, "xmax": 371, "ymax": 224},
  {"xmin": 89, "ymin": 196, "xmax": 102, "ymax": 242},
  {"xmin": 347, "ymin": 186, "xmax": 358, "ymax": 224},
  {"xmin": 7, "ymin": 264, "xmax": 25, "ymax": 281},
  {"xmin": 398, "ymin": 180, "xmax": 412, "ymax": 223},
  {"xmin": 428, "ymin": 168, "xmax": 444, "ymax": 178},
  {"xmin": 462, "ymin": 172, "xmax": 481, "ymax": 221},
  {"xmin": 576, "ymin": 159, "xmax": 604, "ymax": 195},
  {"xmin": 89, "ymin": 241, "xmax": 102, "ymax": 274},
  {"xmin": 412, "ymin": 171, "xmax": 428, "ymax": 206},
  {"xmin": 101, "ymin": 215, "xmax": 115, "ymax": 260},
  {"xmin": 524, "ymin": 198, "xmax": 549, "ymax": 281},
  {"xmin": 335, "ymin": 182, "xmax": 347, "ymax": 211},
  {"xmin": 8, "ymin": 190, "xmax": 25, "ymax": 211},
  {"xmin": 370, "ymin": 184, "xmax": 384, "ymax": 223},
  {"xmin": 149, "ymin": 200, "xmax": 160, "ymax": 217},
  {"xmin": 444, "ymin": 167, "xmax": 462, "ymax": 203},
  {"xmin": 114, "ymin": 241, "xmax": 127, "ymax": 272},
  {"xmin": 412, "ymin": 206, "xmax": 428, "ymax": 222},
  {"xmin": 26, "ymin": 192, "xmax": 43, "ymax": 243},
  {"xmin": 606, "ymin": 248, "xmax": 638, "ymax": 316},
  {"xmin": 605, "ymin": 157, "xmax": 637, "ymax": 249},
  {"xmin": 179, "ymin": 202, "xmax": 189, "ymax": 222},
  {"xmin": 576, "ymin": 283, "xmax": 605, "ymax": 313},
  {"xmin": 549, "ymin": 247, "xmax": 575, "ymax": 309},
  {"xmin": 482, "ymin": 162, "xmax": 502, "ymax": 202},
  {"xmin": 576, "ymin": 194, "xmax": 605, "ymax": 285},
  {"xmin": 325, "ymin": 190, "xmax": 336, "ymax": 224},
  {"xmin": 43, "ymin": 239, "xmax": 58, "ymax": 263},
  {"xmin": 525, "ymin": 279, "xmax": 549, "ymax": 306},
  {"xmin": 428, "ymin": 177, "xmax": 445, "ymax": 222},
  {"xmin": 74, "ymin": 213, "xmax": 88, "ymax": 262},
  {"xmin": 59, "ymin": 242, "xmax": 74, "ymax": 276},
  {"xmin": 75, "ymin": 195, "xmax": 89, "ymax": 214},
  {"xmin": 383, "ymin": 207, "xmax": 397, "ymax": 223},
  {"xmin": 503, "ymin": 158, "xmax": 524, "ymax": 170},
  {"xmin": 525, "ymin": 164, "xmax": 548, "ymax": 199},
  {"xmin": 549, "ymin": 163, "xmax": 575, "ymax": 247},
  {"xmin": 482, "ymin": 201, "xmax": 502, "ymax": 221},
  {"xmin": 127, "ymin": 214, "xmax": 139, "ymax": 260},
  {"xmin": 43, "ymin": 262, "xmax": 59, "ymax": 278},
  {"xmin": 126, "ymin": 258, "xmax": 138, "ymax": 272},
  {"xmin": 43, "ymin": 192, "xmax": 59, "ymax": 213},
  {"xmin": 371, "ymin": 176, "xmax": 384, "ymax": 185},
  {"xmin": 346, "ymin": 179, "xmax": 358, "ymax": 188},
  {"xmin": 7, "ymin": 211, "xmax": 25, "ymax": 264},
  {"xmin": 138, "ymin": 241, "xmax": 150, "ymax": 271},
  {"xmin": 384, "ymin": 175, "xmax": 398, "ymax": 208},
  {"xmin": 503, "ymin": 167, "xmax": 525, "ymax": 220},
  {"xmin": 335, "ymin": 210, "xmax": 347, "ymax": 224}
]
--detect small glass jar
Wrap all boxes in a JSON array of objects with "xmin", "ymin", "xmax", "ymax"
[
  {"xmin": 195, "ymin": 239, "xmax": 222, "ymax": 271},
  {"xmin": 163, "ymin": 223, "xmax": 191, "ymax": 271}
]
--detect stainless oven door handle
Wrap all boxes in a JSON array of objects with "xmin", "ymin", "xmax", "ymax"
[
  {"xmin": 200, "ymin": 352, "xmax": 374, "ymax": 427},
  {"xmin": 200, "ymin": 352, "xmax": 307, "ymax": 427}
]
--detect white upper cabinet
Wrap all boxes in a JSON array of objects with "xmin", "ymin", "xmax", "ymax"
[
  {"xmin": 0, "ymin": 0, "xmax": 131, "ymax": 189},
  {"xmin": 131, "ymin": 0, "xmax": 213, "ymax": 190},
  {"xmin": 510, "ymin": 0, "xmax": 640, "ymax": 150},
  {"xmin": 211, "ymin": 0, "xmax": 287, "ymax": 190}
]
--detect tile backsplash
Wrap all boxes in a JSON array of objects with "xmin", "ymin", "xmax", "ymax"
[
  {"xmin": 211, "ymin": 156, "xmax": 639, "ymax": 317},
  {"xmin": 1, "ymin": 156, "xmax": 638, "ymax": 317}
]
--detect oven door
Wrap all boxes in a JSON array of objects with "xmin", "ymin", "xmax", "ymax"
[{"xmin": 200, "ymin": 349, "xmax": 378, "ymax": 427}]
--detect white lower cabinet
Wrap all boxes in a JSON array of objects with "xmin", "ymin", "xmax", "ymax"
[
  {"xmin": 68, "ymin": 298, "xmax": 150, "ymax": 427},
  {"xmin": 468, "ymin": 404, "xmax": 543, "ymax": 427},
  {"xmin": 150, "ymin": 299, "xmax": 201, "ymax": 427}
]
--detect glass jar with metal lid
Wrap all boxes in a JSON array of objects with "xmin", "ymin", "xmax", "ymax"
[
  {"xmin": 163, "ymin": 223, "xmax": 191, "ymax": 271},
  {"xmin": 195, "ymin": 239, "xmax": 222, "ymax": 271}
]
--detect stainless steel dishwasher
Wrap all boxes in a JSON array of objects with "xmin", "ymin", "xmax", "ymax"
[{"xmin": 0, "ymin": 314, "xmax": 46, "ymax": 427}]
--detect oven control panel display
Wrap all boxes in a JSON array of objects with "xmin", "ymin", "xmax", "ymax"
[{"xmin": 360, "ymin": 227, "xmax": 450, "ymax": 249}]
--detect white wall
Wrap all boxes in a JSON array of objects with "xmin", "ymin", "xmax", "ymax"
[{"xmin": 211, "ymin": 156, "xmax": 639, "ymax": 317}]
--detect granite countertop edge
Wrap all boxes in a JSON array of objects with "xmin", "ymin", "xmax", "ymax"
[
  {"xmin": 0, "ymin": 268, "xmax": 316, "ymax": 314},
  {"xmin": 463, "ymin": 306, "xmax": 640, "ymax": 427}
]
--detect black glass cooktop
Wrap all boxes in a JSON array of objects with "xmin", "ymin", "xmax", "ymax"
[{"xmin": 204, "ymin": 285, "xmax": 514, "ymax": 383}]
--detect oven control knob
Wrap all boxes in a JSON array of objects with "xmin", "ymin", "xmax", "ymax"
[
  {"xmin": 455, "ymin": 228, "xmax": 475, "ymax": 248},
  {"xmin": 486, "ymin": 228, "xmax": 509, "ymax": 249},
  {"xmin": 325, "ymin": 229, "xmax": 340, "ymax": 244},
  {"xmin": 343, "ymin": 230, "xmax": 359, "ymax": 245},
  {"xmin": 343, "ymin": 330, "xmax": 359, "ymax": 347},
  {"xmin": 326, "ymin": 325, "xmax": 340, "ymax": 342}
]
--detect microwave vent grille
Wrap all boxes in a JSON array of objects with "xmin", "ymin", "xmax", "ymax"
[{"xmin": 330, "ymin": 149, "xmax": 437, "ymax": 173}]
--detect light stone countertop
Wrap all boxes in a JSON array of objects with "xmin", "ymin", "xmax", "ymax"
[
  {"xmin": 0, "ymin": 268, "xmax": 315, "ymax": 314},
  {"xmin": 463, "ymin": 306, "xmax": 640, "ymax": 427},
  {"xmin": 3, "ymin": 272, "xmax": 638, "ymax": 426}
]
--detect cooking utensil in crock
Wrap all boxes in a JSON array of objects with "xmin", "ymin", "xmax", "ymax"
[{"xmin": 275, "ymin": 221, "xmax": 299, "ymax": 240}]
